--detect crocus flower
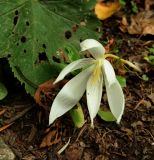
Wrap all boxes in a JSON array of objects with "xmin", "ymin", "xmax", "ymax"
[{"xmin": 49, "ymin": 39, "xmax": 125, "ymax": 127}]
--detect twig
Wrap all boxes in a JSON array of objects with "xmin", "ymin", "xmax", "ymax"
[
  {"xmin": 4, "ymin": 106, "xmax": 33, "ymax": 124},
  {"xmin": 0, "ymin": 123, "xmax": 13, "ymax": 132},
  {"xmin": 75, "ymin": 123, "xmax": 87, "ymax": 142},
  {"xmin": 0, "ymin": 109, "xmax": 6, "ymax": 116}
]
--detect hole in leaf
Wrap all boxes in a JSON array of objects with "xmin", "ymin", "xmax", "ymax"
[
  {"xmin": 15, "ymin": 10, "xmax": 18, "ymax": 15},
  {"xmin": 7, "ymin": 54, "xmax": 11, "ymax": 58},
  {"xmin": 24, "ymin": 49, "xmax": 27, "ymax": 53},
  {"xmin": 16, "ymin": 43, "xmax": 19, "ymax": 46},
  {"xmin": 42, "ymin": 44, "xmax": 46, "ymax": 49},
  {"xmin": 20, "ymin": 36, "xmax": 26, "ymax": 43},
  {"xmin": 52, "ymin": 56, "xmax": 60, "ymax": 63},
  {"xmin": 26, "ymin": 21, "xmax": 30, "ymax": 26},
  {"xmin": 65, "ymin": 31, "xmax": 72, "ymax": 39},
  {"xmin": 39, "ymin": 52, "xmax": 48, "ymax": 61},
  {"xmin": 14, "ymin": 16, "xmax": 18, "ymax": 25}
]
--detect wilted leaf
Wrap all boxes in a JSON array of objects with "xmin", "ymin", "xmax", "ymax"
[
  {"xmin": 0, "ymin": 0, "xmax": 100, "ymax": 95},
  {"xmin": 0, "ymin": 82, "xmax": 7, "ymax": 100},
  {"xmin": 120, "ymin": 11, "xmax": 154, "ymax": 35},
  {"xmin": 34, "ymin": 80, "xmax": 67, "ymax": 110},
  {"xmin": 95, "ymin": 0, "xmax": 121, "ymax": 20},
  {"xmin": 145, "ymin": 0, "xmax": 154, "ymax": 11},
  {"xmin": 40, "ymin": 121, "xmax": 62, "ymax": 148}
]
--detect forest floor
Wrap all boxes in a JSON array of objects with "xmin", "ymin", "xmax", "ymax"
[{"xmin": 0, "ymin": 1, "xmax": 154, "ymax": 160}]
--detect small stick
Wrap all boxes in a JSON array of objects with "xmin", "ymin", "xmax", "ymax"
[
  {"xmin": 0, "ymin": 123, "xmax": 13, "ymax": 132},
  {"xmin": 0, "ymin": 109, "xmax": 6, "ymax": 116},
  {"xmin": 4, "ymin": 106, "xmax": 33, "ymax": 124}
]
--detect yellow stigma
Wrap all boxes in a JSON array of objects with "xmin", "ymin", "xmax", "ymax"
[{"xmin": 90, "ymin": 59, "xmax": 102, "ymax": 85}]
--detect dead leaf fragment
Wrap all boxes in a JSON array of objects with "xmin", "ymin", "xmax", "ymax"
[
  {"xmin": 120, "ymin": 11, "xmax": 154, "ymax": 35},
  {"xmin": 131, "ymin": 121, "xmax": 143, "ymax": 128},
  {"xmin": 148, "ymin": 93, "xmax": 154, "ymax": 104},
  {"xmin": 34, "ymin": 80, "xmax": 67, "ymax": 110},
  {"xmin": 145, "ymin": 0, "xmax": 154, "ymax": 11},
  {"xmin": 65, "ymin": 143, "xmax": 83, "ymax": 160},
  {"xmin": 121, "ymin": 127, "xmax": 133, "ymax": 136},
  {"xmin": 40, "ymin": 121, "xmax": 62, "ymax": 148},
  {"xmin": 95, "ymin": 0, "xmax": 121, "ymax": 20}
]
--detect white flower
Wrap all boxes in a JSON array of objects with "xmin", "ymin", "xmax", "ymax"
[{"xmin": 49, "ymin": 39, "xmax": 125, "ymax": 127}]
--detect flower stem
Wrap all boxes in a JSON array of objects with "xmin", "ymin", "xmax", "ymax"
[{"xmin": 104, "ymin": 54, "xmax": 141, "ymax": 72}]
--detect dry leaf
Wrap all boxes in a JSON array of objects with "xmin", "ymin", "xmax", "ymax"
[
  {"xmin": 145, "ymin": 0, "xmax": 154, "ymax": 11},
  {"xmin": 34, "ymin": 80, "xmax": 55, "ymax": 110},
  {"xmin": 65, "ymin": 143, "xmax": 83, "ymax": 160},
  {"xmin": 121, "ymin": 127, "xmax": 133, "ymax": 136},
  {"xmin": 120, "ymin": 11, "xmax": 154, "ymax": 35},
  {"xmin": 34, "ymin": 80, "xmax": 67, "ymax": 110},
  {"xmin": 148, "ymin": 93, "xmax": 154, "ymax": 104},
  {"xmin": 95, "ymin": 0, "xmax": 121, "ymax": 20},
  {"xmin": 40, "ymin": 121, "xmax": 62, "ymax": 148}
]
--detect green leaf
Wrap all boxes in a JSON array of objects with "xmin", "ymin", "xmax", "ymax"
[
  {"xmin": 119, "ymin": 0, "xmax": 126, "ymax": 6},
  {"xmin": 149, "ymin": 47, "xmax": 154, "ymax": 53},
  {"xmin": 0, "ymin": 82, "xmax": 8, "ymax": 100},
  {"xmin": 98, "ymin": 109, "xmax": 116, "ymax": 122},
  {"xmin": 142, "ymin": 74, "xmax": 149, "ymax": 81},
  {"xmin": 64, "ymin": 44, "xmax": 81, "ymax": 62},
  {"xmin": 0, "ymin": 0, "xmax": 100, "ymax": 95},
  {"xmin": 69, "ymin": 103, "xmax": 85, "ymax": 128},
  {"xmin": 81, "ymin": 0, "xmax": 97, "ymax": 10},
  {"xmin": 116, "ymin": 75, "xmax": 126, "ymax": 88},
  {"xmin": 131, "ymin": 1, "xmax": 138, "ymax": 13}
]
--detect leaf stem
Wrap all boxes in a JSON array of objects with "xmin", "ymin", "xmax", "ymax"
[{"xmin": 104, "ymin": 54, "xmax": 141, "ymax": 72}]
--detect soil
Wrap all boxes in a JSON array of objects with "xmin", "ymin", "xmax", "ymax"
[{"xmin": 0, "ymin": 1, "xmax": 154, "ymax": 160}]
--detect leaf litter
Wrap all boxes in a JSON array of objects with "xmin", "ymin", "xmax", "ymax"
[
  {"xmin": 0, "ymin": 0, "xmax": 154, "ymax": 159},
  {"xmin": 120, "ymin": 0, "xmax": 154, "ymax": 35}
]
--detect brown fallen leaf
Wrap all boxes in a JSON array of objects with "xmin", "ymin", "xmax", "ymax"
[
  {"xmin": 120, "ymin": 11, "xmax": 154, "ymax": 35},
  {"xmin": 34, "ymin": 80, "xmax": 67, "ymax": 110},
  {"xmin": 65, "ymin": 143, "xmax": 83, "ymax": 160},
  {"xmin": 95, "ymin": 0, "xmax": 121, "ymax": 20},
  {"xmin": 121, "ymin": 127, "xmax": 133, "ymax": 136},
  {"xmin": 40, "ymin": 121, "xmax": 62, "ymax": 148},
  {"xmin": 145, "ymin": 0, "xmax": 154, "ymax": 11},
  {"xmin": 34, "ymin": 80, "xmax": 55, "ymax": 110},
  {"xmin": 148, "ymin": 93, "xmax": 154, "ymax": 104}
]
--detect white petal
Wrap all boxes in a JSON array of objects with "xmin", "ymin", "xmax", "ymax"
[
  {"xmin": 54, "ymin": 58, "xmax": 94, "ymax": 84},
  {"xmin": 80, "ymin": 39, "xmax": 105, "ymax": 59},
  {"xmin": 49, "ymin": 67, "xmax": 93, "ymax": 125},
  {"xmin": 103, "ymin": 59, "xmax": 117, "ymax": 87},
  {"xmin": 86, "ymin": 72, "xmax": 103, "ymax": 127},
  {"xmin": 105, "ymin": 78, "xmax": 125, "ymax": 123}
]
